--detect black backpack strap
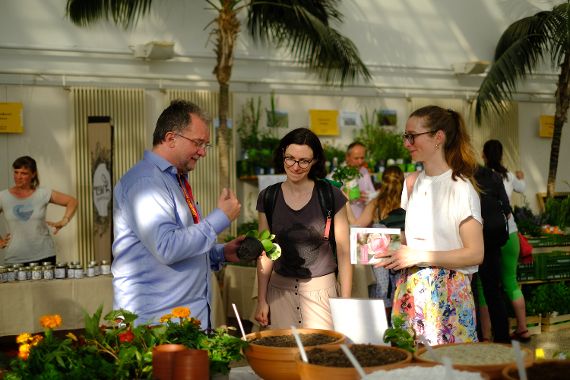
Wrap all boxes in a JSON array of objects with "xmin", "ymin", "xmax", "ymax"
[
  {"xmin": 316, "ymin": 179, "xmax": 337, "ymax": 258},
  {"xmin": 262, "ymin": 183, "xmax": 281, "ymax": 230}
]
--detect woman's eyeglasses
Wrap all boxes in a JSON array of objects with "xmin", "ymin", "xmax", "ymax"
[
  {"xmin": 284, "ymin": 156, "xmax": 313, "ymax": 169},
  {"xmin": 402, "ymin": 131, "xmax": 434, "ymax": 145}
]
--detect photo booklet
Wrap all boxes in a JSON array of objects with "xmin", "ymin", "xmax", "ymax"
[{"xmin": 349, "ymin": 227, "xmax": 402, "ymax": 265}]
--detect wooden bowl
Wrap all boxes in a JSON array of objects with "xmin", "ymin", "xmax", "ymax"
[
  {"xmin": 361, "ymin": 362, "xmax": 490, "ymax": 379},
  {"xmin": 415, "ymin": 342, "xmax": 533, "ymax": 380},
  {"xmin": 296, "ymin": 344, "xmax": 413, "ymax": 380},
  {"xmin": 244, "ymin": 328, "xmax": 345, "ymax": 380},
  {"xmin": 502, "ymin": 359, "xmax": 570, "ymax": 380}
]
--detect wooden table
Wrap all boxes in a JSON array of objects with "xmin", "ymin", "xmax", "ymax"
[{"xmin": 0, "ymin": 274, "xmax": 225, "ymax": 336}]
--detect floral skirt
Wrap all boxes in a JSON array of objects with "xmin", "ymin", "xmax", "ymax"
[{"xmin": 392, "ymin": 267, "xmax": 478, "ymax": 345}]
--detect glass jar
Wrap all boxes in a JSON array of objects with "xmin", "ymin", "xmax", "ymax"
[
  {"xmin": 55, "ymin": 263, "xmax": 67, "ymax": 279},
  {"xmin": 87, "ymin": 263, "xmax": 96, "ymax": 277},
  {"xmin": 89, "ymin": 260, "xmax": 100, "ymax": 276},
  {"xmin": 43, "ymin": 265, "xmax": 54, "ymax": 280},
  {"xmin": 17, "ymin": 267, "xmax": 28, "ymax": 281},
  {"xmin": 74, "ymin": 265, "xmax": 84, "ymax": 279},
  {"xmin": 6, "ymin": 267, "xmax": 16, "ymax": 282},
  {"xmin": 31, "ymin": 266, "xmax": 43, "ymax": 280},
  {"xmin": 0, "ymin": 266, "xmax": 6, "ymax": 283},
  {"xmin": 101, "ymin": 260, "xmax": 111, "ymax": 275}
]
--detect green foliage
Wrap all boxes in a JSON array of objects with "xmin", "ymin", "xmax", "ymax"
[
  {"xmin": 544, "ymin": 195, "xmax": 570, "ymax": 229},
  {"xmin": 513, "ymin": 206, "xmax": 544, "ymax": 236},
  {"xmin": 331, "ymin": 165, "xmax": 362, "ymax": 184},
  {"xmin": 383, "ymin": 315, "xmax": 415, "ymax": 353},
  {"xmin": 526, "ymin": 282, "xmax": 570, "ymax": 316},
  {"xmin": 322, "ymin": 143, "xmax": 346, "ymax": 164},
  {"xmin": 355, "ymin": 114, "xmax": 410, "ymax": 164}
]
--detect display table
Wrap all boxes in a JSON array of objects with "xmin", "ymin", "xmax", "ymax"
[
  {"xmin": 220, "ymin": 263, "xmax": 375, "ymax": 330},
  {"xmin": 0, "ymin": 274, "xmax": 225, "ymax": 337}
]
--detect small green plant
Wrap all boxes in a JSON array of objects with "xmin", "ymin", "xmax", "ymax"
[
  {"xmin": 331, "ymin": 165, "xmax": 362, "ymax": 184},
  {"xmin": 383, "ymin": 315, "xmax": 415, "ymax": 353},
  {"xmin": 245, "ymin": 229, "xmax": 281, "ymax": 261}
]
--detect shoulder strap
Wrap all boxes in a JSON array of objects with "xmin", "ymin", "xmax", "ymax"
[
  {"xmin": 262, "ymin": 183, "xmax": 281, "ymax": 230},
  {"xmin": 316, "ymin": 180, "xmax": 337, "ymax": 258}
]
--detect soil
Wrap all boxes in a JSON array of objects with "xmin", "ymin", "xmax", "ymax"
[
  {"xmin": 507, "ymin": 361, "xmax": 570, "ymax": 380},
  {"xmin": 307, "ymin": 344, "xmax": 408, "ymax": 368},
  {"xmin": 249, "ymin": 333, "xmax": 338, "ymax": 347},
  {"xmin": 237, "ymin": 237, "xmax": 264, "ymax": 262}
]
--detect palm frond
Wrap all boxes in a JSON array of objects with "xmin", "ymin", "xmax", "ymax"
[
  {"xmin": 246, "ymin": 0, "xmax": 370, "ymax": 86},
  {"xmin": 475, "ymin": 8, "xmax": 565, "ymax": 123},
  {"xmin": 66, "ymin": 0, "xmax": 153, "ymax": 29}
]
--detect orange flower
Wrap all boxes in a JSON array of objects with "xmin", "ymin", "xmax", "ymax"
[
  {"xmin": 30, "ymin": 334, "xmax": 43, "ymax": 346},
  {"xmin": 159, "ymin": 313, "xmax": 173, "ymax": 323},
  {"xmin": 18, "ymin": 344, "xmax": 31, "ymax": 360},
  {"xmin": 171, "ymin": 307, "xmax": 190, "ymax": 319},
  {"xmin": 16, "ymin": 333, "xmax": 32, "ymax": 344},
  {"xmin": 40, "ymin": 314, "xmax": 62, "ymax": 329}
]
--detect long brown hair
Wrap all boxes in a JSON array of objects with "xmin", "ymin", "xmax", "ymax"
[
  {"xmin": 375, "ymin": 165, "xmax": 404, "ymax": 220},
  {"xmin": 409, "ymin": 105, "xmax": 478, "ymax": 183}
]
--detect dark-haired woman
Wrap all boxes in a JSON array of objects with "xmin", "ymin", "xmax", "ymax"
[
  {"xmin": 481, "ymin": 139, "xmax": 530, "ymax": 342},
  {"xmin": 254, "ymin": 128, "xmax": 352, "ymax": 330},
  {"xmin": 376, "ymin": 106, "xmax": 484, "ymax": 344},
  {"xmin": 0, "ymin": 156, "xmax": 77, "ymax": 265}
]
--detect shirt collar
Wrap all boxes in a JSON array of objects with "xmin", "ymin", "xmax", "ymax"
[{"xmin": 143, "ymin": 150, "xmax": 178, "ymax": 177}]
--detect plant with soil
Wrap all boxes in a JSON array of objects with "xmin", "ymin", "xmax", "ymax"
[
  {"xmin": 249, "ymin": 333, "xmax": 337, "ymax": 347},
  {"xmin": 307, "ymin": 344, "xmax": 408, "ymax": 367},
  {"xmin": 237, "ymin": 229, "xmax": 281, "ymax": 262}
]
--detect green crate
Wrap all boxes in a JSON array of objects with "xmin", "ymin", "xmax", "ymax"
[
  {"xmin": 527, "ymin": 235, "xmax": 570, "ymax": 248},
  {"xmin": 539, "ymin": 250, "xmax": 570, "ymax": 280},
  {"xmin": 517, "ymin": 262, "xmax": 541, "ymax": 281}
]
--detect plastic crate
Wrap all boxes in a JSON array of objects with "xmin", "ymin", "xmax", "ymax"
[
  {"xmin": 527, "ymin": 235, "xmax": 570, "ymax": 248},
  {"xmin": 517, "ymin": 262, "xmax": 541, "ymax": 281},
  {"xmin": 539, "ymin": 250, "xmax": 570, "ymax": 280}
]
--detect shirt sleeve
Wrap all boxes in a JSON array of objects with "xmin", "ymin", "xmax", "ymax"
[
  {"xmin": 118, "ymin": 176, "xmax": 230, "ymax": 266},
  {"xmin": 510, "ymin": 171, "xmax": 526, "ymax": 194}
]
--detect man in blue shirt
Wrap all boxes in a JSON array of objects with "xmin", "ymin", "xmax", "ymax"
[{"xmin": 112, "ymin": 99, "xmax": 242, "ymax": 328}]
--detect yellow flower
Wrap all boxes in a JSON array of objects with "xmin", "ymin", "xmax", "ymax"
[
  {"xmin": 66, "ymin": 332, "xmax": 78, "ymax": 341},
  {"xmin": 40, "ymin": 314, "xmax": 62, "ymax": 329},
  {"xmin": 16, "ymin": 333, "xmax": 32, "ymax": 344},
  {"xmin": 159, "ymin": 313, "xmax": 173, "ymax": 323},
  {"xmin": 171, "ymin": 307, "xmax": 190, "ymax": 319},
  {"xmin": 31, "ymin": 335, "xmax": 43, "ymax": 346},
  {"xmin": 18, "ymin": 344, "xmax": 31, "ymax": 360}
]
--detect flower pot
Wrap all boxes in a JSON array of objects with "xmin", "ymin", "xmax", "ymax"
[
  {"xmin": 237, "ymin": 237, "xmax": 264, "ymax": 262},
  {"xmin": 415, "ymin": 342, "xmax": 533, "ymax": 380},
  {"xmin": 152, "ymin": 344, "xmax": 187, "ymax": 380},
  {"xmin": 172, "ymin": 348, "xmax": 209, "ymax": 380},
  {"xmin": 244, "ymin": 328, "xmax": 345, "ymax": 380},
  {"xmin": 502, "ymin": 359, "xmax": 570, "ymax": 380},
  {"xmin": 296, "ymin": 344, "xmax": 412, "ymax": 380}
]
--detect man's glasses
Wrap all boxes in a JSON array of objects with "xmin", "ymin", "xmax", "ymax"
[
  {"xmin": 175, "ymin": 134, "xmax": 213, "ymax": 150},
  {"xmin": 402, "ymin": 131, "xmax": 434, "ymax": 145},
  {"xmin": 284, "ymin": 156, "xmax": 313, "ymax": 169}
]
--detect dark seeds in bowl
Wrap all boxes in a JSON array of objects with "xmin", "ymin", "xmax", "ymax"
[
  {"xmin": 249, "ymin": 333, "xmax": 338, "ymax": 347},
  {"xmin": 307, "ymin": 344, "xmax": 408, "ymax": 368}
]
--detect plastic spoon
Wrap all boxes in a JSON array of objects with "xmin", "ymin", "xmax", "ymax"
[
  {"xmin": 231, "ymin": 303, "xmax": 247, "ymax": 341},
  {"xmin": 291, "ymin": 325, "xmax": 308, "ymax": 363},
  {"xmin": 512, "ymin": 340, "xmax": 528, "ymax": 380},
  {"xmin": 418, "ymin": 334, "xmax": 441, "ymax": 363},
  {"xmin": 340, "ymin": 344, "xmax": 367, "ymax": 379}
]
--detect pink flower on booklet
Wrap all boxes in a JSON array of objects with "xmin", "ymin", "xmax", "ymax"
[{"xmin": 358, "ymin": 233, "xmax": 391, "ymax": 264}]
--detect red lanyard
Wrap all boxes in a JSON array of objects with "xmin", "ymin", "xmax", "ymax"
[{"xmin": 177, "ymin": 174, "xmax": 200, "ymax": 224}]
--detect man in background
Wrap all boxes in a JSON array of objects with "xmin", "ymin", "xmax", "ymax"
[
  {"xmin": 112, "ymin": 99, "xmax": 243, "ymax": 329},
  {"xmin": 345, "ymin": 142, "xmax": 376, "ymax": 218}
]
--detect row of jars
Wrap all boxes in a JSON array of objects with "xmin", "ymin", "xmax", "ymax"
[{"xmin": 0, "ymin": 260, "xmax": 111, "ymax": 283}]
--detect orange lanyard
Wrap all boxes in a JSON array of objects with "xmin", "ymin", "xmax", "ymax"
[{"xmin": 177, "ymin": 174, "xmax": 200, "ymax": 224}]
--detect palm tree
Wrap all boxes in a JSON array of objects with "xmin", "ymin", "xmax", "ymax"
[
  {"xmin": 475, "ymin": 2, "xmax": 569, "ymax": 198},
  {"xmin": 65, "ymin": 0, "xmax": 371, "ymax": 189}
]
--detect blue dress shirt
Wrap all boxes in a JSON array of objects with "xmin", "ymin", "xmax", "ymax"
[{"xmin": 112, "ymin": 151, "xmax": 230, "ymax": 328}]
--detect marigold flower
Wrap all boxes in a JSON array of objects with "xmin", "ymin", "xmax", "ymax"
[
  {"xmin": 172, "ymin": 307, "xmax": 190, "ymax": 319},
  {"xmin": 66, "ymin": 332, "xmax": 78, "ymax": 341},
  {"xmin": 159, "ymin": 313, "xmax": 173, "ymax": 323},
  {"xmin": 16, "ymin": 333, "xmax": 32, "ymax": 344},
  {"xmin": 118, "ymin": 330, "xmax": 135, "ymax": 343},
  {"xmin": 18, "ymin": 344, "xmax": 31, "ymax": 360},
  {"xmin": 40, "ymin": 314, "xmax": 62, "ymax": 329},
  {"xmin": 30, "ymin": 335, "xmax": 43, "ymax": 346}
]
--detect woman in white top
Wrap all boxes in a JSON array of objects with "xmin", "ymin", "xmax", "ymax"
[
  {"xmin": 0, "ymin": 156, "xmax": 77, "ymax": 265},
  {"xmin": 376, "ymin": 106, "xmax": 484, "ymax": 344},
  {"xmin": 482, "ymin": 139, "xmax": 530, "ymax": 342}
]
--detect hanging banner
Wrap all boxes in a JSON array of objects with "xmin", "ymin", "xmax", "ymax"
[
  {"xmin": 88, "ymin": 116, "xmax": 113, "ymax": 264},
  {"xmin": 0, "ymin": 102, "xmax": 24, "ymax": 133},
  {"xmin": 539, "ymin": 115, "xmax": 554, "ymax": 138},
  {"xmin": 309, "ymin": 109, "xmax": 339, "ymax": 136}
]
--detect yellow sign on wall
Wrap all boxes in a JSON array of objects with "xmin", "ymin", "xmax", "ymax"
[
  {"xmin": 309, "ymin": 109, "xmax": 339, "ymax": 136},
  {"xmin": 0, "ymin": 103, "xmax": 24, "ymax": 133},
  {"xmin": 539, "ymin": 115, "xmax": 554, "ymax": 138}
]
